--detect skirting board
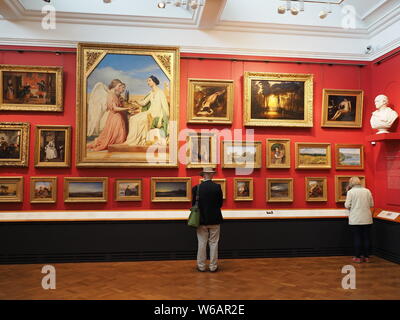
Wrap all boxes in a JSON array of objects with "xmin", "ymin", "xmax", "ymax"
[{"xmin": 0, "ymin": 209, "xmax": 349, "ymax": 222}]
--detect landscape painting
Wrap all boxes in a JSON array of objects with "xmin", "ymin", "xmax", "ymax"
[
  {"xmin": 267, "ymin": 178, "xmax": 293, "ymax": 202},
  {"xmin": 296, "ymin": 143, "xmax": 331, "ymax": 169},
  {"xmin": 0, "ymin": 177, "xmax": 23, "ymax": 203},
  {"xmin": 115, "ymin": 179, "xmax": 142, "ymax": 201},
  {"xmin": 64, "ymin": 177, "xmax": 108, "ymax": 203},
  {"xmin": 335, "ymin": 144, "xmax": 364, "ymax": 170},
  {"xmin": 244, "ymin": 72, "xmax": 313, "ymax": 127},
  {"xmin": 222, "ymin": 141, "xmax": 262, "ymax": 168},
  {"xmin": 151, "ymin": 177, "xmax": 191, "ymax": 202},
  {"xmin": 30, "ymin": 177, "xmax": 57, "ymax": 203}
]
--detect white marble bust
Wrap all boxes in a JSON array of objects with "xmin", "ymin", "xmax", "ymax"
[{"xmin": 370, "ymin": 94, "xmax": 398, "ymax": 134}]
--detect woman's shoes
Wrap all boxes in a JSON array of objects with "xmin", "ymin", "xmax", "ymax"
[
  {"xmin": 361, "ymin": 256, "xmax": 370, "ymax": 263},
  {"xmin": 352, "ymin": 257, "xmax": 362, "ymax": 263}
]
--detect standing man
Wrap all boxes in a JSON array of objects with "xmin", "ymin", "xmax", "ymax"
[
  {"xmin": 344, "ymin": 176, "xmax": 374, "ymax": 263},
  {"xmin": 192, "ymin": 168, "xmax": 223, "ymax": 272}
]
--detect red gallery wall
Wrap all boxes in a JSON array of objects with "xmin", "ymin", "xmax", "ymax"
[
  {"xmin": 369, "ymin": 48, "xmax": 400, "ymax": 212},
  {"xmin": 0, "ymin": 45, "xmax": 381, "ymax": 212}
]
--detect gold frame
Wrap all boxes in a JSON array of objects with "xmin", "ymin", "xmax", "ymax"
[
  {"xmin": 30, "ymin": 176, "xmax": 57, "ymax": 204},
  {"xmin": 321, "ymin": 89, "xmax": 364, "ymax": 128},
  {"xmin": 266, "ymin": 139, "xmax": 291, "ymax": 169},
  {"xmin": 0, "ymin": 122, "xmax": 30, "ymax": 167},
  {"xmin": 222, "ymin": 140, "xmax": 262, "ymax": 169},
  {"xmin": 0, "ymin": 176, "xmax": 23, "ymax": 203},
  {"xmin": 0, "ymin": 64, "xmax": 63, "ymax": 112},
  {"xmin": 115, "ymin": 179, "xmax": 142, "ymax": 202},
  {"xmin": 266, "ymin": 178, "xmax": 294, "ymax": 202},
  {"xmin": 335, "ymin": 175, "xmax": 366, "ymax": 203},
  {"xmin": 295, "ymin": 143, "xmax": 332, "ymax": 169},
  {"xmin": 187, "ymin": 78, "xmax": 234, "ymax": 124},
  {"xmin": 200, "ymin": 178, "xmax": 226, "ymax": 199},
  {"xmin": 76, "ymin": 42, "xmax": 180, "ymax": 168},
  {"xmin": 34, "ymin": 125, "xmax": 71, "ymax": 168},
  {"xmin": 64, "ymin": 177, "xmax": 108, "ymax": 203},
  {"xmin": 186, "ymin": 132, "xmax": 217, "ymax": 168},
  {"xmin": 151, "ymin": 177, "xmax": 191, "ymax": 202},
  {"xmin": 335, "ymin": 144, "xmax": 364, "ymax": 170},
  {"xmin": 243, "ymin": 72, "xmax": 313, "ymax": 127},
  {"xmin": 305, "ymin": 177, "xmax": 328, "ymax": 202},
  {"xmin": 233, "ymin": 178, "xmax": 253, "ymax": 201}
]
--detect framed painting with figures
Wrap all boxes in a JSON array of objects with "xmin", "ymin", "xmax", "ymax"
[
  {"xmin": 76, "ymin": 43, "xmax": 180, "ymax": 168},
  {"xmin": 321, "ymin": 89, "xmax": 363, "ymax": 128},
  {"xmin": 0, "ymin": 65, "xmax": 63, "ymax": 112},
  {"xmin": 115, "ymin": 179, "xmax": 142, "ymax": 201},
  {"xmin": 305, "ymin": 177, "xmax": 327, "ymax": 202},
  {"xmin": 0, "ymin": 122, "xmax": 29, "ymax": 167},
  {"xmin": 30, "ymin": 176, "xmax": 57, "ymax": 204},
  {"xmin": 222, "ymin": 141, "xmax": 262, "ymax": 169},
  {"xmin": 0, "ymin": 176, "xmax": 23, "ymax": 203},
  {"xmin": 266, "ymin": 139, "xmax": 291, "ymax": 169},
  {"xmin": 187, "ymin": 79, "xmax": 234, "ymax": 124},
  {"xmin": 335, "ymin": 175, "xmax": 366, "ymax": 202},
  {"xmin": 186, "ymin": 132, "xmax": 217, "ymax": 168}
]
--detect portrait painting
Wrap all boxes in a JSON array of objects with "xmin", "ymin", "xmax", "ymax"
[
  {"xmin": 30, "ymin": 177, "xmax": 57, "ymax": 204},
  {"xmin": 0, "ymin": 65, "xmax": 63, "ymax": 112},
  {"xmin": 35, "ymin": 125, "xmax": 71, "ymax": 168},
  {"xmin": 267, "ymin": 178, "xmax": 294, "ymax": 202},
  {"xmin": 234, "ymin": 178, "xmax": 253, "ymax": 201},
  {"xmin": 266, "ymin": 139, "xmax": 291, "ymax": 168},
  {"xmin": 321, "ymin": 89, "xmax": 363, "ymax": 128},
  {"xmin": 305, "ymin": 177, "xmax": 327, "ymax": 202},
  {"xmin": 244, "ymin": 72, "xmax": 313, "ymax": 127},
  {"xmin": 335, "ymin": 144, "xmax": 364, "ymax": 170},
  {"xmin": 335, "ymin": 175, "xmax": 366, "ymax": 202},
  {"xmin": 151, "ymin": 177, "xmax": 191, "ymax": 202},
  {"xmin": 222, "ymin": 141, "xmax": 262, "ymax": 169},
  {"xmin": 295, "ymin": 143, "xmax": 331, "ymax": 169},
  {"xmin": 115, "ymin": 179, "xmax": 142, "ymax": 201},
  {"xmin": 201, "ymin": 178, "xmax": 226, "ymax": 199},
  {"xmin": 0, "ymin": 122, "xmax": 29, "ymax": 167},
  {"xmin": 76, "ymin": 43, "xmax": 179, "ymax": 168},
  {"xmin": 0, "ymin": 176, "xmax": 23, "ymax": 203},
  {"xmin": 187, "ymin": 79, "xmax": 234, "ymax": 124},
  {"xmin": 64, "ymin": 177, "xmax": 108, "ymax": 203},
  {"xmin": 187, "ymin": 132, "xmax": 217, "ymax": 168}
]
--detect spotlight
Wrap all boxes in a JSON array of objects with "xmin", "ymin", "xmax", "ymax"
[
  {"xmin": 319, "ymin": 10, "xmax": 328, "ymax": 19},
  {"xmin": 189, "ymin": 0, "xmax": 198, "ymax": 10},
  {"xmin": 103, "ymin": 0, "xmax": 112, "ymax": 3},
  {"xmin": 158, "ymin": 1, "xmax": 166, "ymax": 9},
  {"xmin": 290, "ymin": 7, "xmax": 299, "ymax": 15},
  {"xmin": 174, "ymin": 0, "xmax": 182, "ymax": 6},
  {"xmin": 277, "ymin": 6, "xmax": 286, "ymax": 14}
]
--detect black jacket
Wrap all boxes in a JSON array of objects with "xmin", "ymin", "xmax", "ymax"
[{"xmin": 192, "ymin": 180, "xmax": 223, "ymax": 225}]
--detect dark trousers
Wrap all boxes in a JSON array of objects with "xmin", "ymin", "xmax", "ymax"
[{"xmin": 350, "ymin": 224, "xmax": 372, "ymax": 258}]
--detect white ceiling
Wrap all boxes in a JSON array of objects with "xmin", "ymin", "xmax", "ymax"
[{"xmin": 0, "ymin": 0, "xmax": 399, "ymax": 61}]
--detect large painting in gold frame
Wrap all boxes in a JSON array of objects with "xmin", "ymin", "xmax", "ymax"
[
  {"xmin": 76, "ymin": 43, "xmax": 180, "ymax": 168},
  {"xmin": 243, "ymin": 72, "xmax": 313, "ymax": 127}
]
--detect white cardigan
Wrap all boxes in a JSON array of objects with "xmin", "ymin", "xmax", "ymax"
[{"xmin": 344, "ymin": 185, "xmax": 374, "ymax": 225}]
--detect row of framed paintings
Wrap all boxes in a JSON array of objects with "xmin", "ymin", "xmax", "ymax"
[{"xmin": 0, "ymin": 175, "xmax": 365, "ymax": 204}]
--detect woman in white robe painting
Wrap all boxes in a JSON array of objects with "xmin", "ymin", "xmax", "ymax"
[
  {"xmin": 45, "ymin": 138, "xmax": 57, "ymax": 161},
  {"xmin": 124, "ymin": 75, "xmax": 169, "ymax": 147}
]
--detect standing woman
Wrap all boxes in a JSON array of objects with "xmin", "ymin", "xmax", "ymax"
[
  {"xmin": 88, "ymin": 79, "xmax": 129, "ymax": 151},
  {"xmin": 344, "ymin": 176, "xmax": 374, "ymax": 263}
]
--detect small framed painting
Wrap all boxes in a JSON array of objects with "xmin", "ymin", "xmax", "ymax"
[
  {"xmin": 0, "ymin": 122, "xmax": 30, "ymax": 167},
  {"xmin": 266, "ymin": 178, "xmax": 294, "ymax": 202},
  {"xmin": 222, "ymin": 141, "xmax": 262, "ymax": 169},
  {"xmin": 64, "ymin": 177, "xmax": 108, "ymax": 203},
  {"xmin": 151, "ymin": 177, "xmax": 191, "ymax": 202},
  {"xmin": 34, "ymin": 125, "xmax": 71, "ymax": 168},
  {"xmin": 186, "ymin": 132, "xmax": 217, "ymax": 168},
  {"xmin": 295, "ymin": 143, "xmax": 331, "ymax": 169},
  {"xmin": 233, "ymin": 178, "xmax": 253, "ymax": 201},
  {"xmin": 305, "ymin": 177, "xmax": 327, "ymax": 202},
  {"xmin": 187, "ymin": 79, "xmax": 234, "ymax": 124},
  {"xmin": 115, "ymin": 179, "xmax": 142, "ymax": 202},
  {"xmin": 321, "ymin": 89, "xmax": 364, "ymax": 128},
  {"xmin": 30, "ymin": 176, "xmax": 57, "ymax": 204},
  {"xmin": 266, "ymin": 139, "xmax": 291, "ymax": 169},
  {"xmin": 0, "ymin": 64, "xmax": 63, "ymax": 112},
  {"xmin": 335, "ymin": 175, "xmax": 366, "ymax": 202},
  {"xmin": 335, "ymin": 144, "xmax": 364, "ymax": 170},
  {"xmin": 201, "ymin": 178, "xmax": 226, "ymax": 199},
  {"xmin": 0, "ymin": 176, "xmax": 23, "ymax": 203}
]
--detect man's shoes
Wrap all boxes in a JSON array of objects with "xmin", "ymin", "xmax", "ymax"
[
  {"xmin": 352, "ymin": 257, "xmax": 362, "ymax": 263},
  {"xmin": 209, "ymin": 267, "xmax": 218, "ymax": 273},
  {"xmin": 197, "ymin": 267, "xmax": 206, "ymax": 272}
]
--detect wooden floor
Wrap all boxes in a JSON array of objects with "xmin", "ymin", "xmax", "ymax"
[{"xmin": 0, "ymin": 256, "xmax": 399, "ymax": 300}]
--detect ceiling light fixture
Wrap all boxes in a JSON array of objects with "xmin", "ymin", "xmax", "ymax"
[
  {"xmin": 157, "ymin": 1, "xmax": 166, "ymax": 8},
  {"xmin": 157, "ymin": 0, "xmax": 203, "ymax": 10},
  {"xmin": 278, "ymin": 0, "xmax": 340, "ymax": 18}
]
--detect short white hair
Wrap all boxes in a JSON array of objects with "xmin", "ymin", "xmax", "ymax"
[{"xmin": 349, "ymin": 176, "xmax": 361, "ymax": 187}]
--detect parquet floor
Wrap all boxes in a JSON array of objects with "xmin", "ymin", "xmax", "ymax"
[{"xmin": 0, "ymin": 256, "xmax": 399, "ymax": 300}]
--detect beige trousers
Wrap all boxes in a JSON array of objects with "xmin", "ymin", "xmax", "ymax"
[{"xmin": 196, "ymin": 224, "xmax": 220, "ymax": 271}]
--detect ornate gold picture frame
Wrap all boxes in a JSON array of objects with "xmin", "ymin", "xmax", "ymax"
[
  {"xmin": 151, "ymin": 177, "xmax": 191, "ymax": 202},
  {"xmin": 305, "ymin": 177, "xmax": 327, "ymax": 202},
  {"xmin": 295, "ymin": 143, "xmax": 332, "ymax": 169},
  {"xmin": 335, "ymin": 144, "xmax": 364, "ymax": 170},
  {"xmin": 0, "ymin": 122, "xmax": 29, "ymax": 167},
  {"xmin": 222, "ymin": 140, "xmax": 262, "ymax": 169},
  {"xmin": 266, "ymin": 139, "xmax": 291, "ymax": 169},
  {"xmin": 244, "ymin": 72, "xmax": 313, "ymax": 127},
  {"xmin": 0, "ymin": 64, "xmax": 63, "ymax": 112},
  {"xmin": 76, "ymin": 43, "xmax": 180, "ymax": 168},
  {"xmin": 64, "ymin": 177, "xmax": 108, "ymax": 203},
  {"xmin": 335, "ymin": 175, "xmax": 366, "ymax": 203},
  {"xmin": 186, "ymin": 131, "xmax": 217, "ymax": 168},
  {"xmin": 234, "ymin": 178, "xmax": 253, "ymax": 201},
  {"xmin": 321, "ymin": 89, "xmax": 364, "ymax": 128},
  {"xmin": 0, "ymin": 176, "xmax": 23, "ymax": 203},
  {"xmin": 266, "ymin": 178, "xmax": 294, "ymax": 202},
  {"xmin": 30, "ymin": 176, "xmax": 57, "ymax": 204},
  {"xmin": 187, "ymin": 78, "xmax": 234, "ymax": 124},
  {"xmin": 34, "ymin": 125, "xmax": 71, "ymax": 168},
  {"xmin": 115, "ymin": 179, "xmax": 142, "ymax": 202}
]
